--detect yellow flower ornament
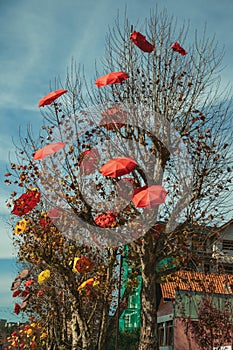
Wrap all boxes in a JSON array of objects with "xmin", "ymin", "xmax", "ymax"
[{"xmin": 38, "ymin": 269, "xmax": 51, "ymax": 284}]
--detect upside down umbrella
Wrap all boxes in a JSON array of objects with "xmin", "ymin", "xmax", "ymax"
[
  {"xmin": 94, "ymin": 212, "xmax": 117, "ymax": 228},
  {"xmin": 14, "ymin": 303, "xmax": 21, "ymax": 315},
  {"xmin": 99, "ymin": 157, "xmax": 137, "ymax": 178},
  {"xmin": 130, "ymin": 31, "xmax": 155, "ymax": 53},
  {"xmin": 38, "ymin": 89, "xmax": 67, "ymax": 107},
  {"xmin": 78, "ymin": 278, "xmax": 99, "ymax": 291},
  {"xmin": 94, "ymin": 71, "xmax": 129, "ymax": 88},
  {"xmin": 38, "ymin": 269, "xmax": 51, "ymax": 284},
  {"xmin": 171, "ymin": 42, "xmax": 188, "ymax": 56},
  {"xmin": 14, "ymin": 219, "xmax": 30, "ymax": 234},
  {"xmin": 33, "ymin": 142, "xmax": 66, "ymax": 160},
  {"xmin": 12, "ymin": 189, "xmax": 40, "ymax": 217},
  {"xmin": 73, "ymin": 256, "xmax": 93, "ymax": 274},
  {"xmin": 100, "ymin": 107, "xmax": 127, "ymax": 130},
  {"xmin": 132, "ymin": 185, "xmax": 167, "ymax": 209}
]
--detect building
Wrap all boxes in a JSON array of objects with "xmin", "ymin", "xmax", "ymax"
[
  {"xmin": 158, "ymin": 270, "xmax": 233, "ymax": 350},
  {"xmin": 119, "ymin": 220, "xmax": 233, "ymax": 349}
]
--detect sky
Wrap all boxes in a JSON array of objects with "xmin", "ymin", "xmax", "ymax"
[{"xmin": 0, "ymin": 0, "xmax": 233, "ymax": 321}]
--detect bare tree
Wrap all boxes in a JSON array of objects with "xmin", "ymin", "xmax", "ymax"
[{"xmin": 5, "ymin": 7, "xmax": 233, "ymax": 350}]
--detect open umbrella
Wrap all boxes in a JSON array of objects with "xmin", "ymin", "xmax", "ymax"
[
  {"xmin": 171, "ymin": 42, "xmax": 188, "ymax": 56},
  {"xmin": 132, "ymin": 185, "xmax": 167, "ymax": 209},
  {"xmin": 100, "ymin": 107, "xmax": 127, "ymax": 130},
  {"xmin": 99, "ymin": 157, "xmax": 137, "ymax": 178},
  {"xmin": 38, "ymin": 89, "xmax": 67, "ymax": 107},
  {"xmin": 130, "ymin": 31, "xmax": 155, "ymax": 53},
  {"xmin": 94, "ymin": 71, "xmax": 129, "ymax": 88},
  {"xmin": 33, "ymin": 142, "xmax": 66, "ymax": 160},
  {"xmin": 12, "ymin": 189, "xmax": 40, "ymax": 216}
]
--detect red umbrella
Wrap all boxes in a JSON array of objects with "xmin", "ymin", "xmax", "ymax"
[
  {"xmin": 38, "ymin": 89, "xmax": 67, "ymax": 107},
  {"xmin": 12, "ymin": 290, "xmax": 21, "ymax": 297},
  {"xmin": 130, "ymin": 31, "xmax": 155, "ymax": 53},
  {"xmin": 74, "ymin": 256, "xmax": 93, "ymax": 273},
  {"xmin": 100, "ymin": 107, "xmax": 127, "ymax": 130},
  {"xmin": 14, "ymin": 303, "xmax": 21, "ymax": 315},
  {"xmin": 171, "ymin": 42, "xmax": 188, "ymax": 56},
  {"xmin": 78, "ymin": 148, "xmax": 100, "ymax": 175},
  {"xmin": 12, "ymin": 189, "xmax": 41, "ymax": 217},
  {"xmin": 94, "ymin": 212, "xmax": 117, "ymax": 228},
  {"xmin": 99, "ymin": 157, "xmax": 137, "ymax": 178},
  {"xmin": 33, "ymin": 142, "xmax": 66, "ymax": 160},
  {"xmin": 132, "ymin": 185, "xmax": 167, "ymax": 209},
  {"xmin": 24, "ymin": 279, "xmax": 34, "ymax": 287},
  {"xmin": 94, "ymin": 71, "xmax": 129, "ymax": 88}
]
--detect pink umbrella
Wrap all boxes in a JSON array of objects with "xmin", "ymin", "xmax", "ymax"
[
  {"xmin": 99, "ymin": 157, "xmax": 137, "ymax": 178},
  {"xmin": 38, "ymin": 89, "xmax": 67, "ymax": 107},
  {"xmin": 132, "ymin": 185, "xmax": 167, "ymax": 209},
  {"xmin": 33, "ymin": 142, "xmax": 66, "ymax": 160}
]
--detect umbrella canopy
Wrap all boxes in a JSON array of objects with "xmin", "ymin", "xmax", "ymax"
[
  {"xmin": 12, "ymin": 290, "xmax": 21, "ymax": 297},
  {"xmin": 130, "ymin": 31, "xmax": 155, "ymax": 53},
  {"xmin": 94, "ymin": 71, "xmax": 129, "ymax": 88},
  {"xmin": 73, "ymin": 256, "xmax": 93, "ymax": 274},
  {"xmin": 78, "ymin": 277, "xmax": 99, "ymax": 291},
  {"xmin": 99, "ymin": 157, "xmax": 137, "ymax": 178},
  {"xmin": 132, "ymin": 185, "xmax": 167, "ymax": 209},
  {"xmin": 33, "ymin": 142, "xmax": 66, "ymax": 160},
  {"xmin": 38, "ymin": 89, "xmax": 67, "ymax": 107},
  {"xmin": 100, "ymin": 107, "xmax": 127, "ymax": 130},
  {"xmin": 38, "ymin": 269, "xmax": 50, "ymax": 284},
  {"xmin": 14, "ymin": 219, "xmax": 30, "ymax": 234},
  {"xmin": 171, "ymin": 42, "xmax": 188, "ymax": 56},
  {"xmin": 12, "ymin": 189, "xmax": 40, "ymax": 216},
  {"xmin": 78, "ymin": 148, "xmax": 100, "ymax": 175},
  {"xmin": 14, "ymin": 303, "xmax": 21, "ymax": 315}
]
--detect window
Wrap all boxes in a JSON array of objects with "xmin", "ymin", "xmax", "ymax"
[
  {"xmin": 165, "ymin": 321, "xmax": 173, "ymax": 346},
  {"xmin": 158, "ymin": 321, "xmax": 173, "ymax": 346},
  {"xmin": 128, "ymin": 290, "xmax": 139, "ymax": 309},
  {"xmin": 158, "ymin": 323, "xmax": 165, "ymax": 346},
  {"xmin": 222, "ymin": 240, "xmax": 233, "ymax": 251},
  {"xmin": 124, "ymin": 310, "xmax": 139, "ymax": 329}
]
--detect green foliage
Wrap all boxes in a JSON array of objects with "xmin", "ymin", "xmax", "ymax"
[{"xmin": 106, "ymin": 329, "xmax": 140, "ymax": 350}]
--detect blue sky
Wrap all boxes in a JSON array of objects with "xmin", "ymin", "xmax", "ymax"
[{"xmin": 0, "ymin": 0, "xmax": 233, "ymax": 320}]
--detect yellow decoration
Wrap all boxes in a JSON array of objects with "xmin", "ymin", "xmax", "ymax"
[
  {"xmin": 14, "ymin": 219, "xmax": 29, "ymax": 235},
  {"xmin": 38, "ymin": 269, "xmax": 51, "ymax": 284},
  {"xmin": 26, "ymin": 328, "xmax": 33, "ymax": 336},
  {"xmin": 78, "ymin": 277, "xmax": 99, "ymax": 291},
  {"xmin": 72, "ymin": 257, "xmax": 80, "ymax": 273}
]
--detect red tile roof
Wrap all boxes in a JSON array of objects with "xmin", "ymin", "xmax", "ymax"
[{"xmin": 161, "ymin": 270, "xmax": 233, "ymax": 299}]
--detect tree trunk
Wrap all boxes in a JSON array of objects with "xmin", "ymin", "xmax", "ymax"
[
  {"xmin": 138, "ymin": 241, "xmax": 160, "ymax": 350},
  {"xmin": 97, "ymin": 300, "xmax": 109, "ymax": 350},
  {"xmin": 71, "ymin": 297, "xmax": 92, "ymax": 350}
]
